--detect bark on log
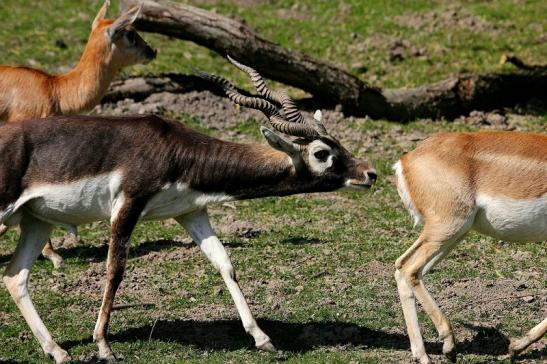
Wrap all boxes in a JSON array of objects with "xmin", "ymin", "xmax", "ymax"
[
  {"xmin": 119, "ymin": 0, "xmax": 547, "ymax": 120},
  {"xmin": 383, "ymin": 71, "xmax": 547, "ymax": 119},
  {"xmin": 102, "ymin": 74, "xmax": 223, "ymax": 103}
]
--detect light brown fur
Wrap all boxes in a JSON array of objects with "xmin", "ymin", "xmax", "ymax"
[
  {"xmin": 402, "ymin": 131, "xmax": 547, "ymax": 205},
  {"xmin": 0, "ymin": 4, "xmax": 155, "ymax": 122},
  {"xmin": 394, "ymin": 131, "xmax": 547, "ymax": 364}
]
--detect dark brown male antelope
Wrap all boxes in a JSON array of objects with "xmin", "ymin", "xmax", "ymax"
[
  {"xmin": 394, "ymin": 131, "xmax": 546, "ymax": 363},
  {"xmin": 0, "ymin": 59, "xmax": 375, "ymax": 362},
  {"xmin": 0, "ymin": 0, "xmax": 156, "ymax": 267}
]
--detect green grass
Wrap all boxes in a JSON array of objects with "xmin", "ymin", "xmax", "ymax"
[
  {"xmin": 2, "ymin": 0, "xmax": 546, "ymax": 88},
  {"xmin": 0, "ymin": 0, "xmax": 546, "ymax": 363}
]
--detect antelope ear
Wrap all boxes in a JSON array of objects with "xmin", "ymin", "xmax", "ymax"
[
  {"xmin": 260, "ymin": 127, "xmax": 298, "ymax": 155},
  {"xmin": 312, "ymin": 109, "xmax": 328, "ymax": 135},
  {"xmin": 313, "ymin": 110, "xmax": 322, "ymax": 122},
  {"xmin": 92, "ymin": 0, "xmax": 110, "ymax": 31},
  {"xmin": 107, "ymin": 3, "xmax": 142, "ymax": 40}
]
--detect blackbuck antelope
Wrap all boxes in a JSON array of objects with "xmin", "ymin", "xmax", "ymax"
[
  {"xmin": 0, "ymin": 59, "xmax": 375, "ymax": 362},
  {"xmin": 394, "ymin": 131, "xmax": 546, "ymax": 363},
  {"xmin": 0, "ymin": 0, "xmax": 156, "ymax": 268}
]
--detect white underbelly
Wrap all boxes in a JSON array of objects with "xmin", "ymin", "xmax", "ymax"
[
  {"xmin": 4, "ymin": 175, "xmax": 233, "ymax": 228},
  {"xmin": 23, "ymin": 172, "xmax": 124, "ymax": 227},
  {"xmin": 473, "ymin": 194, "xmax": 547, "ymax": 242},
  {"xmin": 140, "ymin": 184, "xmax": 233, "ymax": 220}
]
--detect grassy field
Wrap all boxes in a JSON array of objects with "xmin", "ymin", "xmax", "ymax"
[{"xmin": 0, "ymin": 0, "xmax": 546, "ymax": 363}]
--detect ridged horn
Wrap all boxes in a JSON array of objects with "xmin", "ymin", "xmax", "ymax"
[
  {"xmin": 195, "ymin": 70, "xmax": 280, "ymax": 119},
  {"xmin": 269, "ymin": 115, "xmax": 319, "ymax": 139},
  {"xmin": 196, "ymin": 66, "xmax": 320, "ymax": 139},
  {"xmin": 227, "ymin": 55, "xmax": 305, "ymax": 125}
]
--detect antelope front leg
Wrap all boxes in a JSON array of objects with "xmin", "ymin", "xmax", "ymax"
[
  {"xmin": 93, "ymin": 198, "xmax": 144, "ymax": 360},
  {"xmin": 176, "ymin": 210, "xmax": 275, "ymax": 352},
  {"xmin": 3, "ymin": 215, "xmax": 69, "ymax": 363}
]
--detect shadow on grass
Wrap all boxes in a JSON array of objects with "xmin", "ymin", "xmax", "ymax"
[
  {"xmin": 62, "ymin": 318, "xmax": 410, "ymax": 353},
  {"xmin": 456, "ymin": 323, "xmax": 547, "ymax": 360},
  {"xmin": 0, "ymin": 234, "xmax": 313, "ymax": 266},
  {"xmin": 59, "ymin": 319, "xmax": 545, "ymax": 360},
  {"xmin": 281, "ymin": 236, "xmax": 326, "ymax": 245},
  {"xmin": 517, "ymin": 347, "xmax": 547, "ymax": 361},
  {"xmin": 0, "ymin": 239, "xmax": 194, "ymax": 265},
  {"xmin": 457, "ymin": 323, "xmax": 510, "ymax": 356}
]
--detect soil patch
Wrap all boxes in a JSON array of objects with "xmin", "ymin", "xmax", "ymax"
[
  {"xmin": 396, "ymin": 5, "xmax": 499, "ymax": 34},
  {"xmin": 46, "ymin": 240, "xmax": 200, "ymax": 304}
]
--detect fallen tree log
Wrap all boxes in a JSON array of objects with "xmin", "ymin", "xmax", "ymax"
[
  {"xmin": 104, "ymin": 70, "xmax": 547, "ymax": 120},
  {"xmin": 119, "ymin": 0, "xmax": 389, "ymax": 117},
  {"xmin": 119, "ymin": 0, "xmax": 547, "ymax": 120},
  {"xmin": 102, "ymin": 74, "xmax": 222, "ymax": 103}
]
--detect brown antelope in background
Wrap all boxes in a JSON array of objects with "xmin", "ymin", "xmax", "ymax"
[
  {"xmin": 0, "ymin": 58, "xmax": 376, "ymax": 363},
  {"xmin": 0, "ymin": 0, "xmax": 156, "ymax": 267},
  {"xmin": 394, "ymin": 131, "xmax": 546, "ymax": 363}
]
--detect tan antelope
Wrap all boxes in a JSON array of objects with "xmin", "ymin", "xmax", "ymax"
[
  {"xmin": 0, "ymin": 59, "xmax": 376, "ymax": 363},
  {"xmin": 393, "ymin": 131, "xmax": 546, "ymax": 363},
  {"xmin": 0, "ymin": 0, "xmax": 156, "ymax": 267}
]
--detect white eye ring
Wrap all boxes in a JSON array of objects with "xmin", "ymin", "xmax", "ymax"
[{"xmin": 314, "ymin": 150, "xmax": 330, "ymax": 160}]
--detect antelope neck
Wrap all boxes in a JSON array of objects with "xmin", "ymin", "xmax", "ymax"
[{"xmin": 53, "ymin": 34, "xmax": 117, "ymax": 114}]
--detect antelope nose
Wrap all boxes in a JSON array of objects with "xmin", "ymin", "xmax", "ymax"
[
  {"xmin": 366, "ymin": 169, "xmax": 377, "ymax": 184},
  {"xmin": 146, "ymin": 47, "xmax": 157, "ymax": 60}
]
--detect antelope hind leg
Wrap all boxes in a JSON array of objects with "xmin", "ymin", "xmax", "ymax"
[
  {"xmin": 396, "ymin": 222, "xmax": 469, "ymax": 363},
  {"xmin": 3, "ymin": 215, "xmax": 70, "ymax": 363}
]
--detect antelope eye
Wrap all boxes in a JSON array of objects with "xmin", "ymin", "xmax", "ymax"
[
  {"xmin": 314, "ymin": 150, "xmax": 330, "ymax": 160},
  {"xmin": 126, "ymin": 31, "xmax": 136, "ymax": 43}
]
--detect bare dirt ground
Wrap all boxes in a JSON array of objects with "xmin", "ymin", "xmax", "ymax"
[
  {"xmin": 395, "ymin": 5, "xmax": 500, "ymax": 34},
  {"xmin": 93, "ymin": 89, "xmax": 543, "ymax": 143}
]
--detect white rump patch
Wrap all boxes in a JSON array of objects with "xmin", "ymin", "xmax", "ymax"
[
  {"xmin": 393, "ymin": 160, "xmax": 423, "ymax": 227},
  {"xmin": 473, "ymin": 193, "xmax": 547, "ymax": 242}
]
